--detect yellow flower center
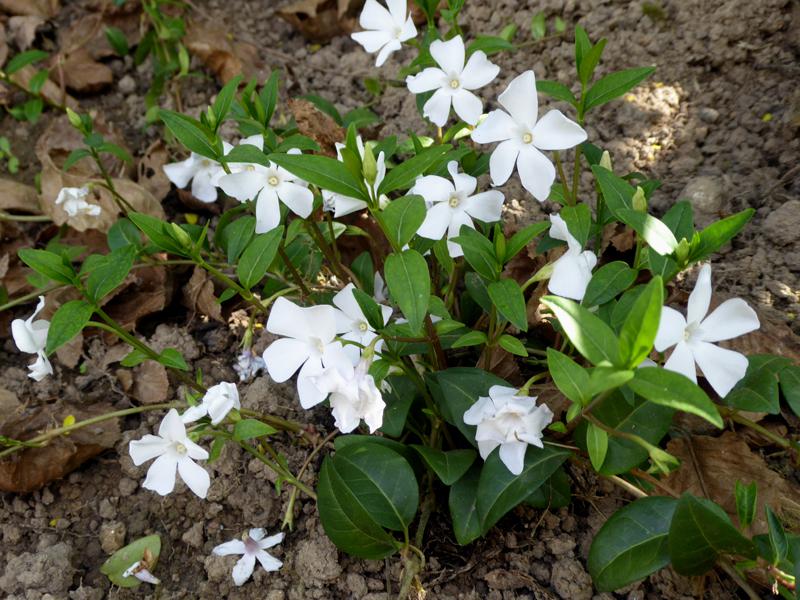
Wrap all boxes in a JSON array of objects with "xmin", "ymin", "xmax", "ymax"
[
  {"xmin": 522, "ymin": 132, "xmax": 533, "ymax": 144},
  {"xmin": 175, "ymin": 442, "xmax": 187, "ymax": 455},
  {"xmin": 201, "ymin": 159, "xmax": 212, "ymax": 167},
  {"xmin": 449, "ymin": 78, "xmax": 460, "ymax": 89},
  {"xmin": 268, "ymin": 176, "xmax": 279, "ymax": 186},
  {"xmin": 358, "ymin": 321, "xmax": 369, "ymax": 332},
  {"xmin": 448, "ymin": 195, "xmax": 460, "ymax": 208},
  {"xmin": 245, "ymin": 165, "xmax": 256, "ymax": 171}
]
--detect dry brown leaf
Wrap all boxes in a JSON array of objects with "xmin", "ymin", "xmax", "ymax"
[
  {"xmin": 663, "ymin": 432, "xmax": 800, "ymax": 532},
  {"xmin": 60, "ymin": 47, "xmax": 113, "ymax": 93},
  {"xmin": 183, "ymin": 266, "xmax": 223, "ymax": 322},
  {"xmin": 0, "ymin": 0, "xmax": 59, "ymax": 18},
  {"xmin": 477, "ymin": 346, "xmax": 522, "ymax": 385},
  {"xmin": 288, "ymin": 98, "xmax": 345, "ymax": 157},
  {"xmin": 8, "ymin": 15, "xmax": 45, "ymax": 51},
  {"xmin": 9, "ymin": 64, "xmax": 78, "ymax": 109},
  {"xmin": 184, "ymin": 21, "xmax": 269, "ymax": 84},
  {"xmin": 138, "ymin": 140, "xmax": 171, "ymax": 202},
  {"xmin": 58, "ymin": 9, "xmax": 141, "ymax": 61},
  {"xmin": 0, "ymin": 403, "xmax": 119, "ymax": 493},
  {"xmin": 101, "ymin": 265, "xmax": 171, "ymax": 331},
  {"xmin": 0, "ymin": 178, "xmax": 40, "ymax": 213},
  {"xmin": 0, "ymin": 21, "xmax": 8, "ymax": 68},
  {"xmin": 55, "ymin": 331, "xmax": 83, "ymax": 369},
  {"xmin": 278, "ymin": 0, "xmax": 362, "ymax": 43},
  {"xmin": 133, "ymin": 360, "xmax": 170, "ymax": 404}
]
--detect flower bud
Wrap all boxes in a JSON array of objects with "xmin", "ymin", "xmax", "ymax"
[
  {"xmin": 674, "ymin": 238, "xmax": 691, "ymax": 264},
  {"xmin": 599, "ymin": 150, "xmax": 612, "ymax": 172},
  {"xmin": 632, "ymin": 186, "xmax": 647, "ymax": 212},
  {"xmin": 66, "ymin": 107, "xmax": 82, "ymax": 130},
  {"xmin": 362, "ymin": 148, "xmax": 378, "ymax": 187},
  {"xmin": 169, "ymin": 223, "xmax": 193, "ymax": 249}
]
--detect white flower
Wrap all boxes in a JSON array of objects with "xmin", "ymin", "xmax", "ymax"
[
  {"xmin": 333, "ymin": 283, "xmax": 392, "ymax": 350},
  {"xmin": 463, "ymin": 385, "xmax": 553, "ymax": 475},
  {"xmin": 163, "ymin": 143, "xmax": 232, "ymax": 203},
  {"xmin": 322, "ymin": 137, "xmax": 386, "ymax": 217},
  {"xmin": 128, "ymin": 409, "xmax": 210, "ymax": 498},
  {"xmin": 182, "ymin": 382, "xmax": 240, "ymax": 425},
  {"xmin": 471, "ymin": 70, "xmax": 587, "ymax": 201},
  {"xmin": 212, "ymin": 529, "xmax": 284, "ymax": 586},
  {"xmin": 234, "ymin": 349, "xmax": 266, "ymax": 382},
  {"xmin": 547, "ymin": 213, "xmax": 597, "ymax": 301},
  {"xmin": 122, "ymin": 561, "xmax": 160, "ymax": 585},
  {"xmin": 263, "ymin": 297, "xmax": 358, "ymax": 408},
  {"xmin": 218, "ymin": 138, "xmax": 312, "ymax": 234},
  {"xmin": 654, "ymin": 264, "xmax": 760, "ymax": 398},
  {"xmin": 55, "ymin": 186, "xmax": 102, "ymax": 218},
  {"xmin": 406, "ymin": 35, "xmax": 499, "ymax": 127},
  {"xmin": 411, "ymin": 160, "xmax": 504, "ymax": 257},
  {"xmin": 11, "ymin": 296, "xmax": 53, "ymax": 382},
  {"xmin": 312, "ymin": 358, "xmax": 385, "ymax": 433},
  {"xmin": 351, "ymin": 0, "xmax": 417, "ymax": 67},
  {"xmin": 373, "ymin": 271, "xmax": 388, "ymax": 303}
]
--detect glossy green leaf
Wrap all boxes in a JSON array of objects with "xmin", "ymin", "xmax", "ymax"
[
  {"xmin": 100, "ymin": 534, "xmax": 161, "ymax": 588},
  {"xmin": 583, "ymin": 67, "xmax": 655, "ymax": 112},
  {"xmin": 86, "ymin": 246, "xmax": 137, "ymax": 302},
  {"xmin": 381, "ymin": 194, "xmax": 426, "ymax": 249},
  {"xmin": 268, "ymin": 153, "xmax": 368, "ymax": 202},
  {"xmin": 6, "ymin": 49, "xmax": 48, "ymax": 75},
  {"xmin": 689, "ymin": 209, "xmax": 754, "ymax": 262},
  {"xmin": 18, "ymin": 248, "xmax": 75, "ymax": 284},
  {"xmin": 128, "ymin": 212, "xmax": 189, "ymax": 255},
  {"xmin": 618, "ymin": 276, "xmax": 663, "ymax": 368},
  {"xmin": 449, "ymin": 464, "xmax": 482, "ymax": 545},
  {"xmin": 504, "ymin": 221, "xmax": 549, "ymax": 263},
  {"xmin": 46, "ymin": 300, "xmax": 94, "ymax": 354},
  {"xmin": 233, "ymin": 419, "xmax": 277, "ymax": 441},
  {"xmin": 583, "ymin": 261, "xmax": 638, "ymax": 307},
  {"xmin": 237, "ymin": 226, "xmax": 283, "ymax": 290},
  {"xmin": 488, "ymin": 278, "xmax": 528, "ymax": 331},
  {"xmin": 452, "ymin": 225, "xmax": 500, "ymax": 281},
  {"xmin": 498, "ymin": 334, "xmax": 528, "ymax": 357},
  {"xmin": 629, "ymin": 367, "xmax": 722, "ymax": 427},
  {"xmin": 159, "ymin": 110, "xmax": 218, "ymax": 159},
  {"xmin": 536, "ymin": 80, "xmax": 577, "ymax": 105},
  {"xmin": 384, "ymin": 249, "xmax": 430, "ymax": 333},
  {"xmin": 547, "ymin": 347, "xmax": 590, "ymax": 405},
  {"xmin": 586, "ymin": 423, "xmax": 608, "ymax": 470},
  {"xmin": 378, "ymin": 145, "xmax": 449, "ymax": 196},
  {"xmin": 451, "ymin": 330, "xmax": 488, "ymax": 348},
  {"xmin": 781, "ymin": 365, "xmax": 800, "ymax": 417},
  {"xmin": 412, "ymin": 446, "xmax": 476, "ymax": 485},
  {"xmin": 541, "ymin": 295, "xmax": 620, "ymax": 366}
]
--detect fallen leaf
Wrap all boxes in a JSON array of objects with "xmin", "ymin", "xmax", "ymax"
[
  {"xmin": 55, "ymin": 332, "xmax": 83, "ymax": 369},
  {"xmin": 477, "ymin": 346, "xmax": 522, "ymax": 385},
  {"xmin": 8, "ymin": 15, "xmax": 45, "ymax": 51},
  {"xmin": 0, "ymin": 20, "xmax": 8, "ymax": 68},
  {"xmin": 0, "ymin": 403, "xmax": 120, "ymax": 493},
  {"xmin": 183, "ymin": 266, "xmax": 223, "ymax": 322},
  {"xmin": 0, "ymin": 0, "xmax": 59, "ymax": 18},
  {"xmin": 133, "ymin": 361, "xmax": 170, "ymax": 404},
  {"xmin": 9, "ymin": 64, "xmax": 79, "ymax": 109},
  {"xmin": 663, "ymin": 432, "xmax": 800, "ymax": 532},
  {"xmin": 58, "ymin": 9, "xmax": 141, "ymax": 61},
  {"xmin": 278, "ymin": 0, "xmax": 362, "ymax": 43},
  {"xmin": 101, "ymin": 265, "xmax": 171, "ymax": 332},
  {"xmin": 288, "ymin": 98, "xmax": 344, "ymax": 157},
  {"xmin": 60, "ymin": 47, "xmax": 114, "ymax": 93},
  {"xmin": 0, "ymin": 178, "xmax": 40, "ymax": 213},
  {"xmin": 184, "ymin": 20, "xmax": 269, "ymax": 84},
  {"xmin": 138, "ymin": 140, "xmax": 171, "ymax": 202}
]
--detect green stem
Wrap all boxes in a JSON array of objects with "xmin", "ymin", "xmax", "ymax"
[
  {"xmin": 0, "ymin": 284, "xmax": 64, "ymax": 313},
  {"xmin": 570, "ymin": 145, "xmax": 583, "ymax": 202},
  {"xmin": 198, "ymin": 258, "xmax": 270, "ymax": 316},
  {"xmin": 553, "ymin": 151, "xmax": 574, "ymax": 206},
  {"xmin": 721, "ymin": 407, "xmax": 800, "ymax": 456},
  {"xmin": 304, "ymin": 219, "xmax": 350, "ymax": 283},
  {"xmin": 90, "ymin": 148, "xmax": 135, "ymax": 214},
  {"xmin": 0, "ymin": 211, "xmax": 51, "ymax": 222},
  {"xmin": 277, "ymin": 246, "xmax": 310, "ymax": 298},
  {"xmin": 238, "ymin": 440, "xmax": 317, "ymax": 500}
]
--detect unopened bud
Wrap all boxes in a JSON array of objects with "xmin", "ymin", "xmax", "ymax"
[
  {"xmin": 362, "ymin": 148, "xmax": 378, "ymax": 187},
  {"xmin": 599, "ymin": 150, "xmax": 612, "ymax": 172},
  {"xmin": 674, "ymin": 238, "xmax": 691, "ymax": 264},
  {"xmin": 205, "ymin": 106, "xmax": 217, "ymax": 129},
  {"xmin": 632, "ymin": 186, "xmax": 647, "ymax": 212},
  {"xmin": 169, "ymin": 223, "xmax": 193, "ymax": 249},
  {"xmin": 66, "ymin": 107, "xmax": 82, "ymax": 130}
]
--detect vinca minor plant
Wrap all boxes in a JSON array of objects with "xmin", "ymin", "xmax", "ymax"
[{"xmin": 6, "ymin": 0, "xmax": 800, "ymax": 596}]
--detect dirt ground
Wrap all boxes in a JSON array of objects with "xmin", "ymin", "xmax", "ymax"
[{"xmin": 0, "ymin": 0, "xmax": 798, "ymax": 599}]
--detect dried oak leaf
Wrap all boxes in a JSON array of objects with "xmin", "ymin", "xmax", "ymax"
[
  {"xmin": 0, "ymin": 403, "xmax": 120, "ymax": 493},
  {"xmin": 288, "ymin": 98, "xmax": 345, "ymax": 157},
  {"xmin": 60, "ymin": 47, "xmax": 113, "ymax": 93},
  {"xmin": 9, "ymin": 64, "xmax": 78, "ymax": 109},
  {"xmin": 477, "ymin": 346, "xmax": 522, "ymax": 385},
  {"xmin": 0, "ymin": 178, "xmax": 40, "ymax": 213},
  {"xmin": 278, "ymin": 0, "xmax": 362, "ymax": 43},
  {"xmin": 0, "ymin": 21, "xmax": 8, "ymax": 68},
  {"xmin": 184, "ymin": 20, "xmax": 269, "ymax": 84},
  {"xmin": 138, "ymin": 140, "xmax": 171, "ymax": 202},
  {"xmin": 101, "ymin": 265, "xmax": 171, "ymax": 332},
  {"xmin": 0, "ymin": 0, "xmax": 59, "ymax": 18},
  {"xmin": 58, "ymin": 8, "xmax": 141, "ymax": 61},
  {"xmin": 183, "ymin": 266, "xmax": 223, "ymax": 322},
  {"xmin": 133, "ymin": 360, "xmax": 170, "ymax": 405},
  {"xmin": 8, "ymin": 15, "xmax": 45, "ymax": 51},
  {"xmin": 663, "ymin": 431, "xmax": 800, "ymax": 533}
]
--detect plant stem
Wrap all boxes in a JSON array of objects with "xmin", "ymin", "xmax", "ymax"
[
  {"xmin": 553, "ymin": 151, "xmax": 574, "ymax": 206},
  {"xmin": 277, "ymin": 246, "xmax": 310, "ymax": 298},
  {"xmin": 570, "ymin": 145, "xmax": 583, "ymax": 202},
  {"xmin": 0, "ymin": 211, "xmax": 51, "ymax": 222},
  {"xmin": 0, "ymin": 284, "xmax": 64, "ymax": 312},
  {"xmin": 197, "ymin": 258, "xmax": 270, "ymax": 316},
  {"xmin": 303, "ymin": 219, "xmax": 351, "ymax": 283},
  {"xmin": 238, "ymin": 440, "xmax": 316, "ymax": 500},
  {"xmin": 719, "ymin": 557, "xmax": 761, "ymax": 600},
  {"xmin": 720, "ymin": 407, "xmax": 800, "ymax": 456}
]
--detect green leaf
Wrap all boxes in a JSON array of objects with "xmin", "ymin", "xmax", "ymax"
[
  {"xmin": 381, "ymin": 195, "xmax": 426, "ymax": 249},
  {"xmin": 617, "ymin": 209, "xmax": 678, "ymax": 256},
  {"xmin": 618, "ymin": 276, "xmax": 663, "ymax": 368},
  {"xmin": 541, "ymin": 295, "xmax": 620, "ymax": 366},
  {"xmin": 451, "ymin": 330, "xmax": 488, "ymax": 348},
  {"xmin": 530, "ymin": 12, "xmax": 546, "ymax": 39},
  {"xmin": 662, "ymin": 201, "xmax": 694, "ymax": 241},
  {"xmin": 352, "ymin": 287, "xmax": 386, "ymax": 331},
  {"xmin": 574, "ymin": 26, "xmax": 592, "ymax": 72},
  {"xmin": 689, "ymin": 209, "xmax": 755, "ymax": 262},
  {"xmin": 725, "ymin": 356, "xmax": 780, "ymax": 414},
  {"xmin": 767, "ymin": 506, "xmax": 789, "ymax": 563},
  {"xmin": 46, "ymin": 300, "xmax": 94, "ymax": 354},
  {"xmin": 488, "ymin": 278, "xmax": 528, "ymax": 331},
  {"xmin": 734, "ymin": 480, "xmax": 758, "ymax": 530},
  {"xmin": 412, "ymin": 446, "xmax": 476, "ymax": 485},
  {"xmin": 120, "ymin": 348, "xmax": 148, "ymax": 368},
  {"xmin": 498, "ymin": 334, "xmax": 528, "ymax": 357},
  {"xmin": 547, "ymin": 348, "xmax": 590, "ymax": 406},
  {"xmin": 377, "ymin": 145, "xmax": 449, "ymax": 196},
  {"xmin": 781, "ymin": 365, "xmax": 800, "ymax": 417},
  {"xmin": 105, "ymin": 26, "xmax": 129, "ymax": 56},
  {"xmin": 237, "ymin": 226, "xmax": 283, "ymax": 290},
  {"xmin": 586, "ymin": 423, "xmax": 608, "ymax": 470},
  {"xmin": 583, "ymin": 261, "xmax": 638, "ymax": 307},
  {"xmin": 583, "ymin": 67, "xmax": 656, "ymax": 112},
  {"xmin": 477, "ymin": 446, "xmax": 570, "ymax": 532},
  {"xmin": 212, "ymin": 75, "xmax": 242, "ymax": 128},
  {"xmin": 588, "ymin": 497, "xmax": 677, "ymax": 592},
  {"xmin": 384, "ymin": 249, "xmax": 430, "ymax": 333},
  {"xmin": 86, "ymin": 246, "xmax": 137, "ymax": 302},
  {"xmin": 63, "ymin": 148, "xmax": 92, "ymax": 171},
  {"xmin": 6, "ymin": 49, "xmax": 48, "ymax": 75},
  {"xmin": 587, "ymin": 366, "xmax": 634, "ymax": 397},
  {"xmin": 260, "ymin": 71, "xmax": 279, "ymax": 124},
  {"xmin": 268, "ymin": 153, "xmax": 368, "ymax": 202},
  {"xmin": 578, "ymin": 39, "xmax": 607, "ymax": 86},
  {"xmin": 379, "ymin": 375, "xmax": 415, "ymax": 436},
  {"xmin": 224, "ymin": 144, "xmax": 269, "ymax": 166},
  {"xmin": 560, "ymin": 203, "xmax": 592, "ymax": 246},
  {"xmin": 159, "ymin": 110, "xmax": 218, "ymax": 159},
  {"xmin": 233, "ymin": 419, "xmax": 278, "ymax": 441},
  {"xmin": 668, "ymin": 493, "xmax": 756, "ymax": 576},
  {"xmin": 107, "ymin": 218, "xmax": 142, "ymax": 251},
  {"xmin": 100, "ymin": 535, "xmax": 161, "ymax": 588},
  {"xmin": 466, "ymin": 35, "xmax": 515, "ymax": 56},
  {"xmin": 18, "ymin": 248, "xmax": 75, "ymax": 284},
  {"xmin": 536, "ymin": 80, "xmax": 577, "ymax": 105},
  {"xmin": 317, "ymin": 458, "xmax": 399, "ymax": 559},
  {"xmin": 223, "ymin": 216, "xmax": 256, "ymax": 263},
  {"xmin": 453, "ymin": 226, "xmax": 500, "ymax": 281},
  {"xmin": 300, "ymin": 93, "xmax": 342, "ymax": 124},
  {"xmin": 629, "ymin": 367, "xmax": 722, "ymax": 427},
  {"xmin": 504, "ymin": 222, "xmax": 548, "ymax": 263},
  {"xmin": 128, "ymin": 212, "xmax": 189, "ymax": 255},
  {"xmin": 332, "ymin": 443, "xmax": 419, "ymax": 531},
  {"xmin": 343, "ymin": 106, "xmax": 380, "ymax": 129},
  {"xmin": 158, "ymin": 348, "xmax": 188, "ymax": 371},
  {"xmin": 449, "ymin": 464, "xmax": 482, "ymax": 545}
]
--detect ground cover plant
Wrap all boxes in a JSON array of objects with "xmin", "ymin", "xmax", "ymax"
[{"xmin": 0, "ymin": 0, "xmax": 798, "ymax": 598}]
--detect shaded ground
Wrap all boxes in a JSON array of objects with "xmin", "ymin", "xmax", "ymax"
[{"xmin": 0, "ymin": 0, "xmax": 798, "ymax": 599}]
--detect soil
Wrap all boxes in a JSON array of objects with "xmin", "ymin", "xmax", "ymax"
[{"xmin": 0, "ymin": 0, "xmax": 798, "ymax": 599}]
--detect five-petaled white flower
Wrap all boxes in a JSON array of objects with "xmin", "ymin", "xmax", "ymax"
[
  {"xmin": 128, "ymin": 409, "xmax": 210, "ymax": 498},
  {"xmin": 406, "ymin": 35, "xmax": 499, "ymax": 127},
  {"xmin": 212, "ymin": 529, "xmax": 284, "ymax": 586},
  {"xmin": 312, "ymin": 358, "xmax": 386, "ymax": 433},
  {"xmin": 122, "ymin": 561, "xmax": 160, "ymax": 585},
  {"xmin": 654, "ymin": 264, "xmax": 760, "ymax": 398},
  {"xmin": 218, "ymin": 137, "xmax": 312, "ymax": 233},
  {"xmin": 163, "ymin": 143, "xmax": 232, "ymax": 203},
  {"xmin": 463, "ymin": 385, "xmax": 554, "ymax": 475},
  {"xmin": 263, "ymin": 297, "xmax": 357, "ymax": 409},
  {"xmin": 411, "ymin": 160, "xmax": 504, "ymax": 257},
  {"xmin": 547, "ymin": 213, "xmax": 597, "ymax": 301},
  {"xmin": 471, "ymin": 70, "xmax": 587, "ymax": 201},
  {"xmin": 351, "ymin": 0, "xmax": 417, "ymax": 67},
  {"xmin": 182, "ymin": 381, "xmax": 240, "ymax": 425},
  {"xmin": 322, "ymin": 137, "xmax": 386, "ymax": 217},
  {"xmin": 11, "ymin": 296, "xmax": 53, "ymax": 382},
  {"xmin": 55, "ymin": 186, "xmax": 102, "ymax": 218},
  {"xmin": 333, "ymin": 283, "xmax": 392, "ymax": 350}
]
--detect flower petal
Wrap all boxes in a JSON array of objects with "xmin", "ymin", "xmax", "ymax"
[
  {"xmin": 177, "ymin": 457, "xmax": 210, "ymax": 498},
  {"xmin": 417, "ymin": 201, "xmax": 452, "ymax": 240},
  {"xmin": 351, "ymin": 30, "xmax": 393, "ymax": 53},
  {"xmin": 218, "ymin": 170, "xmax": 265, "ymax": 202},
  {"xmin": 232, "ymin": 553, "xmax": 256, "ymax": 586},
  {"xmin": 180, "ymin": 404, "xmax": 208, "ymax": 424},
  {"xmin": 448, "ymin": 161, "xmax": 477, "ymax": 196},
  {"xmin": 532, "ymin": 109, "xmax": 587, "ymax": 151},
  {"xmin": 163, "ymin": 157, "xmax": 197, "ymax": 188},
  {"xmin": 488, "ymin": 139, "xmax": 520, "ymax": 186},
  {"xmin": 499, "ymin": 441, "xmax": 528, "ymax": 475},
  {"xmin": 452, "ymin": 89, "xmax": 484, "ymax": 125},
  {"xmin": 158, "ymin": 409, "xmax": 186, "ymax": 442},
  {"xmin": 406, "ymin": 67, "xmax": 445, "ymax": 94},
  {"xmin": 142, "ymin": 453, "xmax": 177, "ymax": 496},
  {"xmin": 278, "ymin": 181, "xmax": 313, "ymax": 218},
  {"xmin": 191, "ymin": 171, "xmax": 219, "ymax": 203},
  {"xmin": 333, "ymin": 194, "xmax": 368, "ymax": 217},
  {"xmin": 548, "ymin": 250, "xmax": 594, "ymax": 301},
  {"xmin": 129, "ymin": 435, "xmax": 170, "ymax": 465},
  {"xmin": 463, "ymin": 190, "xmax": 504, "ymax": 223},
  {"xmin": 663, "ymin": 341, "xmax": 697, "ymax": 384},
  {"xmin": 263, "ymin": 338, "xmax": 310, "ymax": 383},
  {"xmin": 654, "ymin": 306, "xmax": 687, "ymax": 351},
  {"xmin": 183, "ymin": 437, "xmax": 209, "ymax": 461},
  {"xmin": 11, "ymin": 319, "xmax": 40, "ymax": 354},
  {"xmin": 430, "ymin": 36, "xmax": 465, "ymax": 75},
  {"xmin": 255, "ymin": 192, "xmax": 281, "ymax": 234},
  {"xmin": 498, "ymin": 70, "xmax": 538, "ymax": 128},
  {"xmin": 422, "ymin": 88, "xmax": 452, "ymax": 127},
  {"xmin": 333, "ymin": 283, "xmax": 363, "ymax": 322},
  {"xmin": 410, "ymin": 174, "xmax": 453, "ymax": 205},
  {"xmin": 692, "ymin": 341, "xmax": 749, "ymax": 398},
  {"xmin": 297, "ymin": 357, "xmax": 327, "ymax": 409},
  {"xmin": 375, "ymin": 39, "xmax": 401, "ymax": 67},
  {"xmin": 459, "ymin": 50, "xmax": 499, "ymax": 90},
  {"xmin": 213, "ymin": 540, "xmax": 246, "ymax": 556},
  {"xmin": 399, "ymin": 16, "xmax": 417, "ymax": 41},
  {"xmin": 359, "ymin": 0, "xmax": 394, "ymax": 30},
  {"xmin": 516, "ymin": 146, "xmax": 556, "ymax": 202},
  {"xmin": 258, "ymin": 532, "xmax": 285, "ymax": 549},
  {"xmin": 477, "ymin": 439, "xmax": 500, "ymax": 460},
  {"xmin": 687, "ymin": 264, "xmax": 712, "ymax": 325},
  {"xmin": 699, "ymin": 298, "xmax": 759, "ymax": 343},
  {"xmin": 471, "ymin": 109, "xmax": 516, "ymax": 144},
  {"xmin": 463, "ymin": 396, "xmax": 494, "ymax": 425},
  {"xmin": 386, "ymin": 0, "xmax": 407, "ymax": 24},
  {"xmin": 446, "ymin": 210, "xmax": 473, "ymax": 257},
  {"xmin": 255, "ymin": 549, "xmax": 283, "ymax": 572}
]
